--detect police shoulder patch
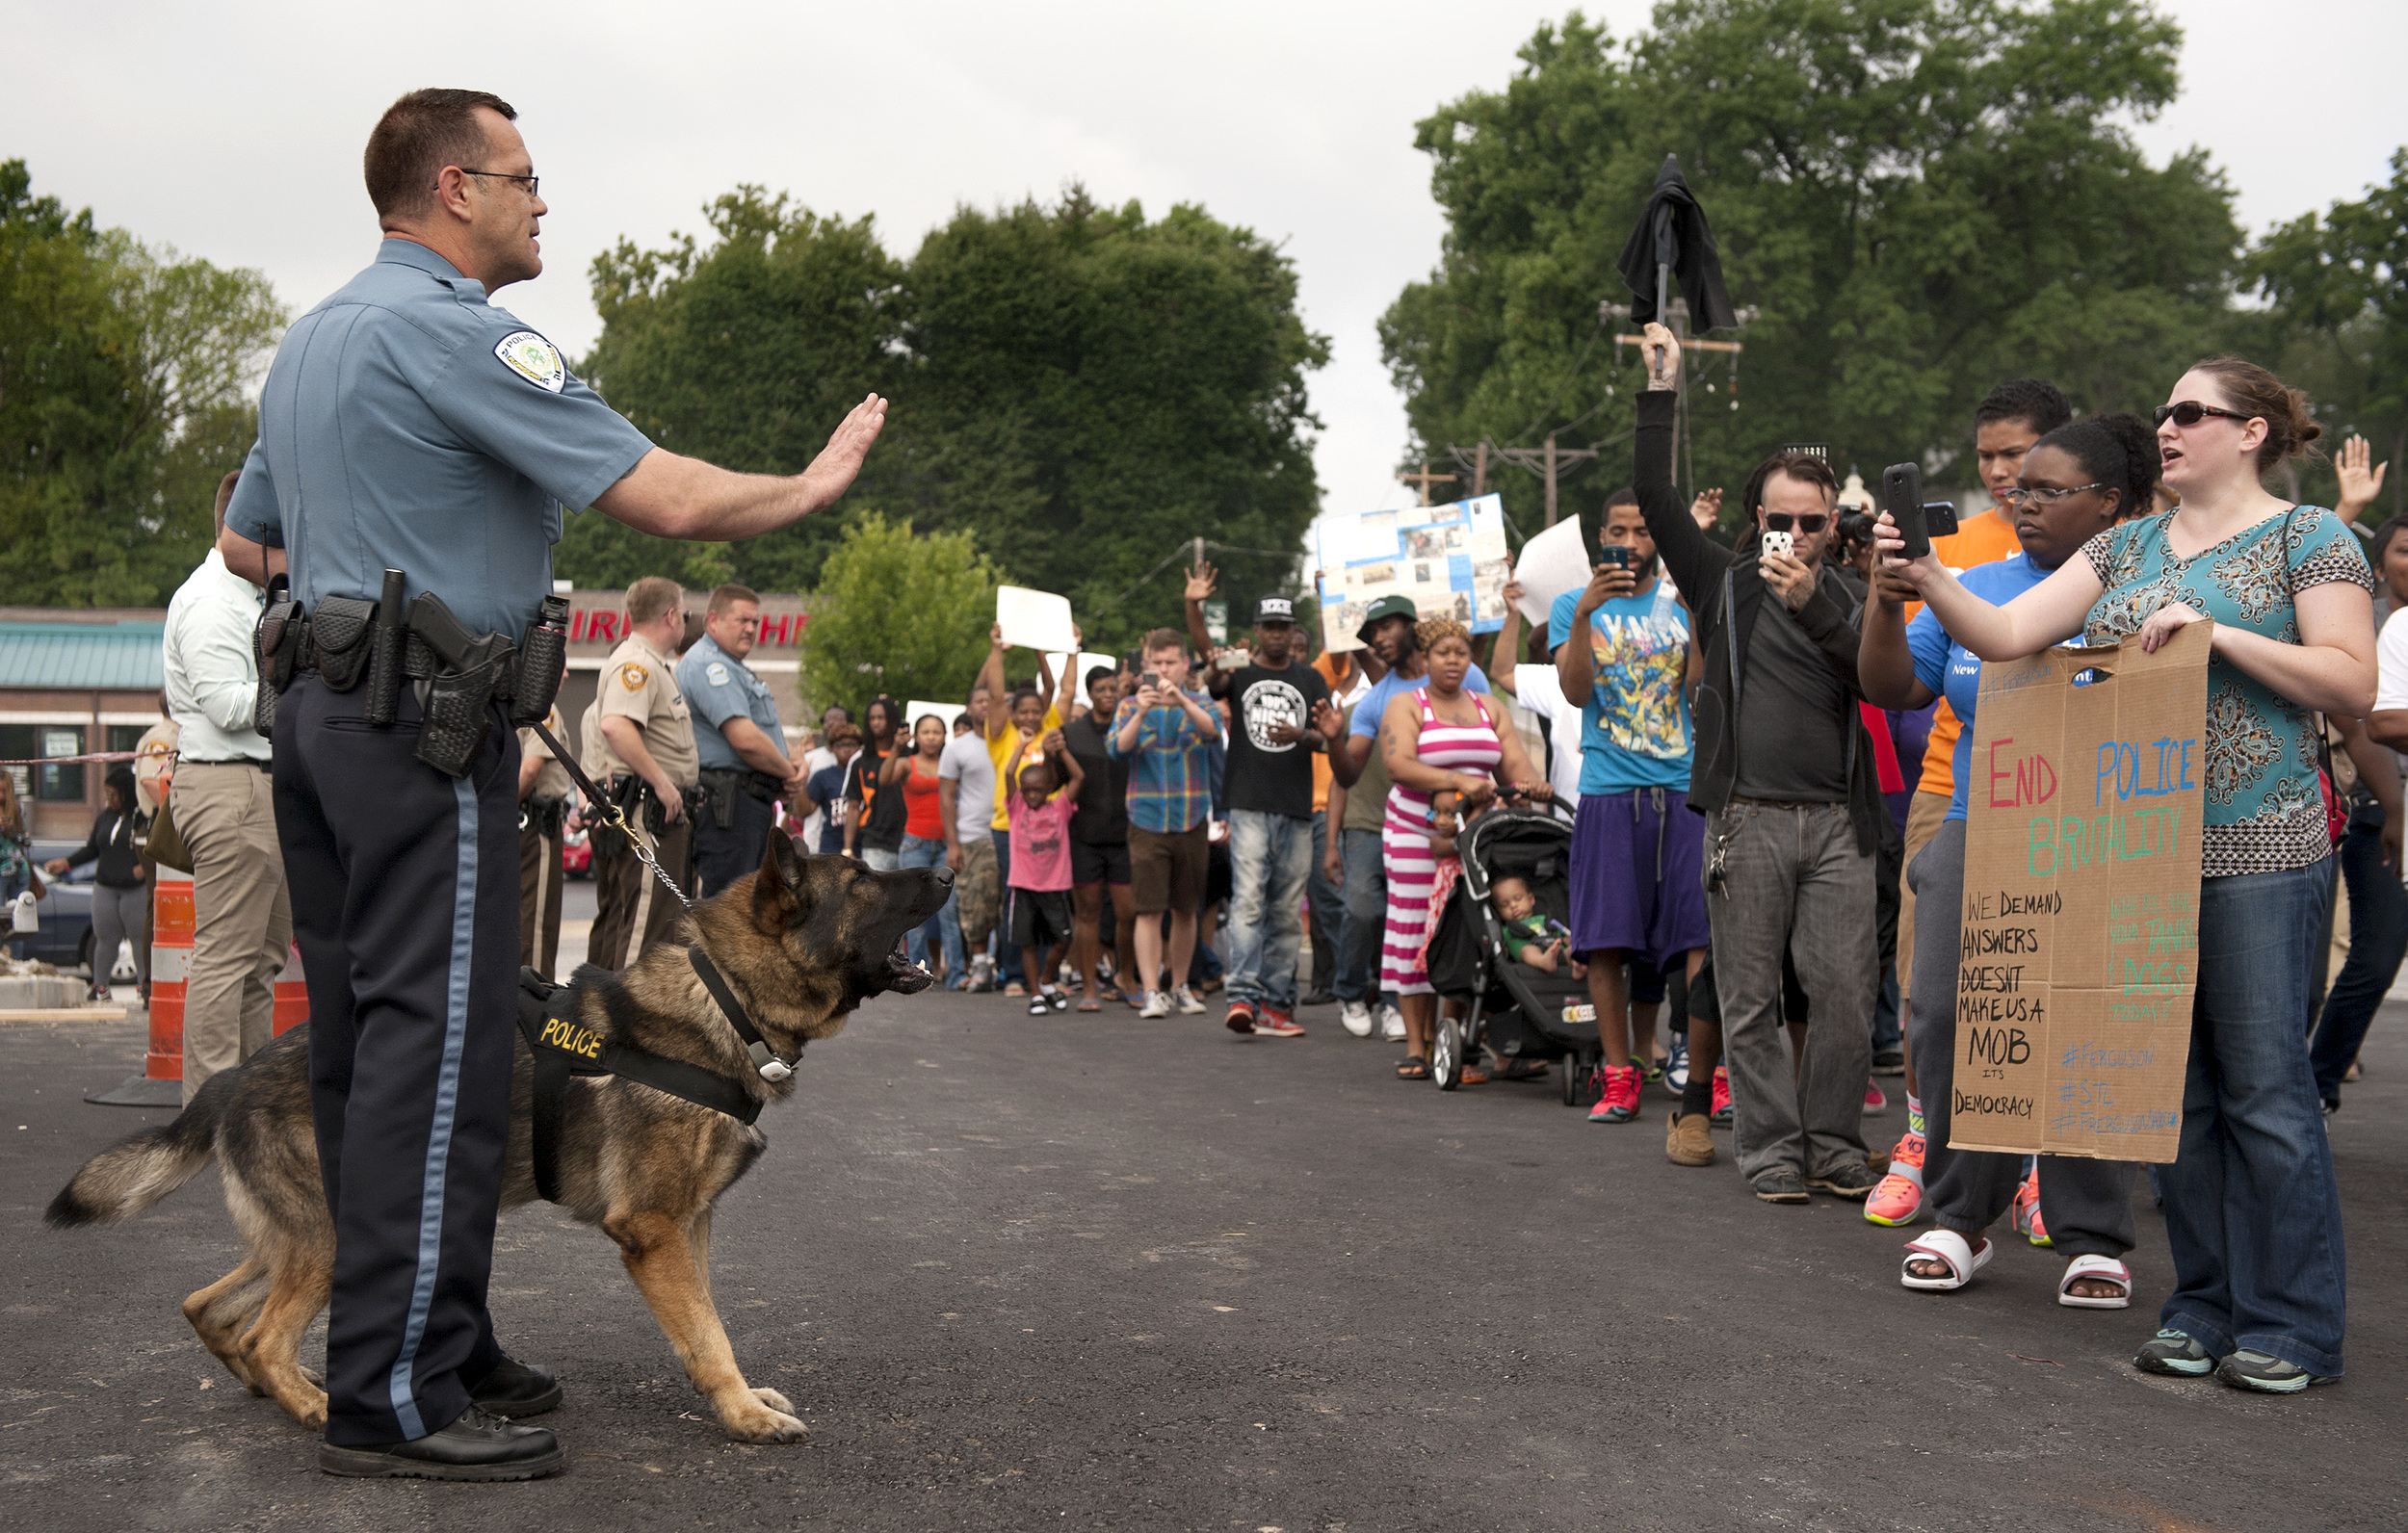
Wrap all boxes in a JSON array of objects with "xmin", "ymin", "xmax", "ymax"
[
  {"xmin": 705, "ymin": 662, "xmax": 730, "ymax": 687},
  {"xmin": 617, "ymin": 662, "xmax": 650, "ymax": 691},
  {"xmin": 495, "ymin": 329, "xmax": 566, "ymax": 393}
]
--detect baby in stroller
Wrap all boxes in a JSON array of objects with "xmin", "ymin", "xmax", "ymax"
[{"xmin": 1493, "ymin": 875, "xmax": 1585, "ymax": 978}]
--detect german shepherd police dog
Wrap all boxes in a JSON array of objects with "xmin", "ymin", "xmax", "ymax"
[{"xmin": 47, "ymin": 839, "xmax": 949, "ymax": 1445}]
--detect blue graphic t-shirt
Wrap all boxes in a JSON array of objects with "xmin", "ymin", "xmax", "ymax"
[
  {"xmin": 1549, "ymin": 585, "xmax": 1692, "ymax": 795},
  {"xmin": 1906, "ymin": 553, "xmax": 2050, "ymax": 823}
]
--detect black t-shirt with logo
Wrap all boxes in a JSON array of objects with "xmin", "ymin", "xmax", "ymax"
[{"xmin": 1220, "ymin": 661, "xmax": 1331, "ymax": 819}]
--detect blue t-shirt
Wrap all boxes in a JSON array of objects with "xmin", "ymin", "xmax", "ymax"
[
  {"xmin": 806, "ymin": 763, "xmax": 850, "ymax": 854},
  {"xmin": 1548, "ymin": 585, "xmax": 1692, "ymax": 795},
  {"xmin": 1347, "ymin": 662, "xmax": 1491, "ymax": 738},
  {"xmin": 1906, "ymin": 553, "xmax": 2051, "ymax": 822}
]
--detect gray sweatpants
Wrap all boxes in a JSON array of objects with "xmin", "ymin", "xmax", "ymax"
[
  {"xmin": 1704, "ymin": 801, "xmax": 1874, "ymax": 1183},
  {"xmin": 1905, "ymin": 818, "xmax": 2136, "ymax": 1260},
  {"xmin": 88, "ymin": 882, "xmax": 149, "ymax": 990}
]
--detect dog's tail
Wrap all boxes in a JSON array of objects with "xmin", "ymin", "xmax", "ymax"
[{"xmin": 44, "ymin": 1065, "xmax": 232, "ymax": 1228}]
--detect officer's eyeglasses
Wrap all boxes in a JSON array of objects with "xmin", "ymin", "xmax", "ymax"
[
  {"xmin": 1762, "ymin": 512, "xmax": 1828, "ymax": 534},
  {"xmin": 2152, "ymin": 401, "xmax": 2248, "ymax": 429},
  {"xmin": 455, "ymin": 169, "xmax": 540, "ymax": 196},
  {"xmin": 1998, "ymin": 482, "xmax": 2107, "ymax": 509}
]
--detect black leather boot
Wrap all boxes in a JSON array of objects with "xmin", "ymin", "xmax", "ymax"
[
  {"xmin": 319, "ymin": 1406, "xmax": 565, "ymax": 1481},
  {"xmin": 470, "ymin": 1355, "xmax": 563, "ymax": 1417}
]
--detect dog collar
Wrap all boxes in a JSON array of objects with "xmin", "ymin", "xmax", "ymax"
[{"xmin": 690, "ymin": 946, "xmax": 799, "ymax": 1082}]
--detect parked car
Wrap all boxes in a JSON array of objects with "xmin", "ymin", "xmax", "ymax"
[
  {"xmin": 562, "ymin": 826, "xmax": 592, "ymax": 879},
  {"xmin": 10, "ymin": 840, "xmax": 101, "ymax": 977}
]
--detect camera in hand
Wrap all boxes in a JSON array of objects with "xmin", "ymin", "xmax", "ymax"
[
  {"xmin": 1921, "ymin": 499, "xmax": 1961, "ymax": 538},
  {"xmin": 1880, "ymin": 462, "xmax": 1929, "ymax": 559}
]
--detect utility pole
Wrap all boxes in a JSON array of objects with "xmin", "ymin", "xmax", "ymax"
[
  {"xmin": 1473, "ymin": 441, "xmax": 1488, "ymax": 498},
  {"xmin": 1602, "ymin": 298, "xmax": 1756, "ymax": 500},
  {"xmin": 1397, "ymin": 461, "xmax": 1457, "ymax": 507},
  {"xmin": 1457, "ymin": 436, "xmax": 1599, "ymax": 526}
]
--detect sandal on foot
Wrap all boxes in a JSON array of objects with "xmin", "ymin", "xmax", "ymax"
[
  {"xmin": 1900, "ymin": 1229, "xmax": 1992, "ymax": 1292},
  {"xmin": 2057, "ymin": 1254, "xmax": 2133, "ymax": 1310},
  {"xmin": 1396, "ymin": 1055, "xmax": 1430, "ymax": 1080},
  {"xmin": 1075, "ymin": 997, "xmax": 1103, "ymax": 1013}
]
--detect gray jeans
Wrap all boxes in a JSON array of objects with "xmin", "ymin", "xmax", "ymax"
[
  {"xmin": 1905, "ymin": 818, "xmax": 2137, "ymax": 1260},
  {"xmin": 89, "ymin": 882, "xmax": 150, "ymax": 990},
  {"xmin": 1704, "ymin": 801, "xmax": 1874, "ymax": 1182}
]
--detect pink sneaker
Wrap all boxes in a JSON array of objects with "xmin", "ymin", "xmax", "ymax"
[
  {"xmin": 1863, "ymin": 1130, "xmax": 1925, "ymax": 1227},
  {"xmin": 1710, "ymin": 1065, "xmax": 1733, "ymax": 1127},
  {"xmin": 1864, "ymin": 1078, "xmax": 1888, "ymax": 1114},
  {"xmin": 2012, "ymin": 1165, "xmax": 2052, "ymax": 1247},
  {"xmin": 1587, "ymin": 1064, "xmax": 1642, "ymax": 1123}
]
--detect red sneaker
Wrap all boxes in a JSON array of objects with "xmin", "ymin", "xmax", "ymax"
[
  {"xmin": 1224, "ymin": 1001, "xmax": 1257, "ymax": 1034},
  {"xmin": 1710, "ymin": 1065, "xmax": 1733, "ymax": 1127},
  {"xmin": 1255, "ymin": 1005, "xmax": 1304, "ymax": 1038},
  {"xmin": 1586, "ymin": 1064, "xmax": 1642, "ymax": 1123}
]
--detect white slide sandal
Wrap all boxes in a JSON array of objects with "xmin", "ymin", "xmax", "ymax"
[
  {"xmin": 2056, "ymin": 1254, "xmax": 2133, "ymax": 1309},
  {"xmin": 1900, "ymin": 1229, "xmax": 1992, "ymax": 1291}
]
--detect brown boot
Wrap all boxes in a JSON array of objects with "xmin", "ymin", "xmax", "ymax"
[{"xmin": 1665, "ymin": 1109, "xmax": 1714, "ymax": 1167}]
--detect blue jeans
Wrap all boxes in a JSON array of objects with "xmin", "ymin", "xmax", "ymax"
[
  {"xmin": 1224, "ymin": 809, "xmax": 1312, "ymax": 1008},
  {"xmin": 2160, "ymin": 861, "xmax": 2346, "ymax": 1376},
  {"xmin": 1336, "ymin": 826, "xmax": 1388, "ymax": 1004},
  {"xmin": 1305, "ymin": 810, "xmax": 1342, "ymax": 996},
  {"xmin": 2311, "ymin": 803, "xmax": 2408, "ymax": 1104},
  {"xmin": 898, "ymin": 835, "xmax": 954, "ymax": 973}
]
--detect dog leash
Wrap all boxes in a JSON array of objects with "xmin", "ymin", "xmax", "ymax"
[{"xmin": 527, "ymin": 717, "xmax": 796, "ymax": 1083}]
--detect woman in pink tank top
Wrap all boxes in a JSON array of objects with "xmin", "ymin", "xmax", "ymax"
[{"xmin": 1377, "ymin": 617, "xmax": 1551, "ymax": 1078}]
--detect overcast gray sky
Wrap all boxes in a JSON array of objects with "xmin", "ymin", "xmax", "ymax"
[{"xmin": 7, "ymin": 0, "xmax": 2404, "ymax": 517}]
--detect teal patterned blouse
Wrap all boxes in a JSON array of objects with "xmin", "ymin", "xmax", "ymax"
[{"xmin": 2081, "ymin": 506, "xmax": 2374, "ymax": 877}]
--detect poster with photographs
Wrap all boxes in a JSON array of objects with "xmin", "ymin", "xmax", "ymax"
[{"xmin": 1311, "ymin": 494, "xmax": 1510, "ymax": 651}]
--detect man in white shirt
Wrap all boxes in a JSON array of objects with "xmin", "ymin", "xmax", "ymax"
[
  {"xmin": 162, "ymin": 471, "xmax": 293, "ymax": 1103},
  {"xmin": 938, "ymin": 682, "xmax": 1002, "ymax": 989}
]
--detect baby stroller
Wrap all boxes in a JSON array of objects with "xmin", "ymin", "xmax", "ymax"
[{"xmin": 1423, "ymin": 801, "xmax": 1596, "ymax": 1099}]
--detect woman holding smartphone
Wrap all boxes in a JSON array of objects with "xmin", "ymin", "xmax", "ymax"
[{"xmin": 1880, "ymin": 356, "xmax": 2374, "ymax": 1394}]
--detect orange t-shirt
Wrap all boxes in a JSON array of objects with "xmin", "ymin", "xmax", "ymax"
[
  {"xmin": 1911, "ymin": 507, "xmax": 2025, "ymax": 798},
  {"xmin": 1309, "ymin": 651, "xmax": 1363, "ymax": 814}
]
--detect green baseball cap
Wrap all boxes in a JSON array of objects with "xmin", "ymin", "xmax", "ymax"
[{"xmin": 1354, "ymin": 593, "xmax": 1419, "ymax": 644}]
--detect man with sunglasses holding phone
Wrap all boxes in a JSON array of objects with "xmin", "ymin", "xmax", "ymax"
[{"xmin": 1631, "ymin": 323, "xmax": 1884, "ymax": 1206}]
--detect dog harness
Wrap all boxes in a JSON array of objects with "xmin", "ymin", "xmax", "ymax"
[{"xmin": 514, "ymin": 948, "xmax": 798, "ymax": 1205}]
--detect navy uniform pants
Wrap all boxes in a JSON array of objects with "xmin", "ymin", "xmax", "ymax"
[
  {"xmin": 273, "ymin": 674, "xmax": 521, "ymax": 1445},
  {"xmin": 694, "ymin": 782, "xmax": 773, "ymax": 897}
]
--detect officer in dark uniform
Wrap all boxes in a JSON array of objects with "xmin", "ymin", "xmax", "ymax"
[{"xmin": 218, "ymin": 88, "xmax": 884, "ymax": 1480}]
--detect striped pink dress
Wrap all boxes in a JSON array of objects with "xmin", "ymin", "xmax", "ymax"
[{"xmin": 1381, "ymin": 689, "xmax": 1502, "ymax": 997}]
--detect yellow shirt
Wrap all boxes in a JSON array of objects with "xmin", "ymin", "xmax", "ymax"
[{"xmin": 986, "ymin": 709, "xmax": 1061, "ymax": 832}]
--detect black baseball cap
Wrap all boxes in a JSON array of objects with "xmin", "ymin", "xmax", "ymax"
[
  {"xmin": 1354, "ymin": 593, "xmax": 1418, "ymax": 643},
  {"xmin": 1256, "ymin": 596, "xmax": 1296, "ymax": 624}
]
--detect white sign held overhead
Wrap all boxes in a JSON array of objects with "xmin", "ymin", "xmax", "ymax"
[
  {"xmin": 996, "ymin": 586, "xmax": 1078, "ymax": 653},
  {"xmin": 1512, "ymin": 516, "xmax": 1593, "ymax": 627},
  {"xmin": 905, "ymin": 700, "xmax": 964, "ymax": 733},
  {"xmin": 1047, "ymin": 651, "xmax": 1123, "ymax": 710}
]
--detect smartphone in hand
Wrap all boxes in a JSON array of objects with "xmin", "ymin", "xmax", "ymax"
[{"xmin": 1881, "ymin": 463, "xmax": 1929, "ymax": 559}]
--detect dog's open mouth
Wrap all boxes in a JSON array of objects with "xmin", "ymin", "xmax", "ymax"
[{"xmin": 883, "ymin": 952, "xmax": 936, "ymax": 994}]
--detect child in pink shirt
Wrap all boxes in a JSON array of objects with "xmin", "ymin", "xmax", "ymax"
[{"xmin": 1007, "ymin": 735, "xmax": 1084, "ymax": 1014}]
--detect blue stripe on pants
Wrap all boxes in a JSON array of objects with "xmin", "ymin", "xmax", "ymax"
[{"xmin": 385, "ymin": 775, "xmax": 479, "ymax": 1440}]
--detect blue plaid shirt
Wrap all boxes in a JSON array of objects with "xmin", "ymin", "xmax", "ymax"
[{"xmin": 1107, "ymin": 689, "xmax": 1217, "ymax": 834}]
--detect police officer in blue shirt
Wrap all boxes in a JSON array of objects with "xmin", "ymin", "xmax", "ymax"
[
  {"xmin": 218, "ymin": 89, "xmax": 885, "ymax": 1481},
  {"xmin": 677, "ymin": 584, "xmax": 798, "ymax": 896}
]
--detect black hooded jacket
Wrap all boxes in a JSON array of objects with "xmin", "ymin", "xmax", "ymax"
[{"xmin": 1631, "ymin": 390, "xmax": 1885, "ymax": 855}]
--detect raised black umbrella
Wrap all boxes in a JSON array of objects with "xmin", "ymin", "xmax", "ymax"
[{"xmin": 1615, "ymin": 153, "xmax": 1738, "ymax": 332}]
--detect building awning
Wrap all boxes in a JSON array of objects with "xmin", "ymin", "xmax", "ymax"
[{"xmin": 0, "ymin": 622, "xmax": 166, "ymax": 690}]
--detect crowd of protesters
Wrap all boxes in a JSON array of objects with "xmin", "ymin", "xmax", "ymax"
[{"xmin": 786, "ymin": 324, "xmax": 2395, "ymax": 1397}]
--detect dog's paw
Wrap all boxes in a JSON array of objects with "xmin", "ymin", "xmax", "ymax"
[
  {"xmin": 750, "ymin": 1387, "xmax": 795, "ymax": 1415},
  {"xmin": 299, "ymin": 1365, "xmax": 324, "ymax": 1388},
  {"xmin": 719, "ymin": 1398, "xmax": 807, "ymax": 1444}
]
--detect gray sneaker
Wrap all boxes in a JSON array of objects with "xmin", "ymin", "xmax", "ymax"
[
  {"xmin": 1172, "ymin": 986, "xmax": 1206, "ymax": 1016},
  {"xmin": 1807, "ymin": 1160, "xmax": 1881, "ymax": 1199},
  {"xmin": 2133, "ymin": 1329, "xmax": 2215, "ymax": 1377},
  {"xmin": 1752, "ymin": 1168, "xmax": 1810, "ymax": 1205},
  {"xmin": 2215, "ymin": 1349, "xmax": 2338, "ymax": 1393}
]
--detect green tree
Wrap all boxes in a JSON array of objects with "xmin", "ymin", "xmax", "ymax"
[
  {"xmin": 1381, "ymin": 3, "xmax": 2239, "ymax": 532},
  {"xmin": 796, "ymin": 512, "xmax": 998, "ymax": 720},
  {"xmin": 568, "ymin": 185, "xmax": 1327, "ymax": 649},
  {"xmin": 2242, "ymin": 148, "xmax": 2408, "ymax": 516},
  {"xmin": 0, "ymin": 160, "xmax": 285, "ymax": 605}
]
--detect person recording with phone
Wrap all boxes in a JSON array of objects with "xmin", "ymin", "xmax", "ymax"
[{"xmin": 1631, "ymin": 321, "xmax": 1884, "ymax": 1207}]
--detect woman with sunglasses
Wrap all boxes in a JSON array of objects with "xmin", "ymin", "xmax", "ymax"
[
  {"xmin": 1862, "ymin": 414, "xmax": 2153, "ymax": 1307},
  {"xmin": 1882, "ymin": 358, "xmax": 2375, "ymax": 1394}
]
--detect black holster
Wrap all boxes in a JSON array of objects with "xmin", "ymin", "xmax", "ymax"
[
  {"xmin": 514, "ymin": 593, "xmax": 570, "ymax": 726},
  {"xmin": 253, "ymin": 576, "xmax": 302, "ymax": 738},
  {"xmin": 521, "ymin": 794, "xmax": 570, "ymax": 836},
  {"xmin": 363, "ymin": 568, "xmax": 406, "ymax": 726},
  {"xmin": 308, "ymin": 595, "xmax": 378, "ymax": 692},
  {"xmin": 700, "ymin": 769, "xmax": 742, "ymax": 830},
  {"xmin": 404, "ymin": 593, "xmax": 518, "ymax": 778}
]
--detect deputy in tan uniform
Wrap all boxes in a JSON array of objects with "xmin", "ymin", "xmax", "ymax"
[
  {"xmin": 582, "ymin": 575, "xmax": 699, "ymax": 969},
  {"xmin": 516, "ymin": 703, "xmax": 573, "ymax": 979}
]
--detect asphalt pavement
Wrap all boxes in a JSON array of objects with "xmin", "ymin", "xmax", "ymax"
[{"xmin": 6, "ymin": 982, "xmax": 2403, "ymax": 1532}]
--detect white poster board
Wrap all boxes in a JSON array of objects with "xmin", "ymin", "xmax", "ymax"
[
  {"xmin": 996, "ymin": 586, "xmax": 1077, "ymax": 653},
  {"xmin": 1314, "ymin": 493, "xmax": 1511, "ymax": 654},
  {"xmin": 1046, "ymin": 651, "xmax": 1123, "ymax": 710},
  {"xmin": 1511, "ymin": 515, "xmax": 1592, "ymax": 626},
  {"xmin": 904, "ymin": 700, "xmax": 964, "ymax": 733}
]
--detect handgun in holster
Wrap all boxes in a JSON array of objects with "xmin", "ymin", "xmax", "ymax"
[
  {"xmin": 253, "ymin": 574, "xmax": 303, "ymax": 738},
  {"xmin": 404, "ymin": 591, "xmax": 517, "ymax": 778}
]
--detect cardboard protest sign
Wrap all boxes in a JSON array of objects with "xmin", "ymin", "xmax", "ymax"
[
  {"xmin": 1950, "ymin": 621, "xmax": 2210, "ymax": 1163},
  {"xmin": 1314, "ymin": 494, "xmax": 1511, "ymax": 652},
  {"xmin": 996, "ymin": 586, "xmax": 1077, "ymax": 653}
]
